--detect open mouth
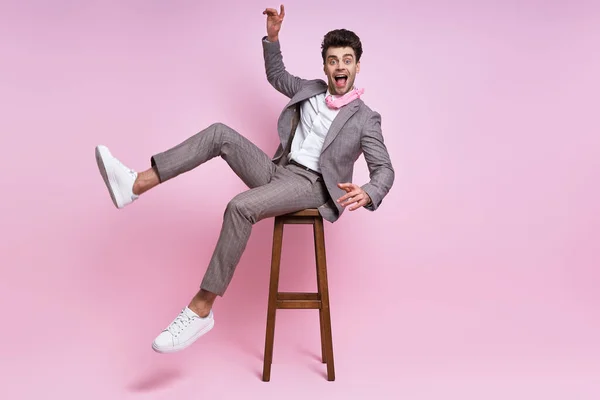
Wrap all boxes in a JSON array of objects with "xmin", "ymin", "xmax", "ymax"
[{"xmin": 334, "ymin": 74, "xmax": 348, "ymax": 88}]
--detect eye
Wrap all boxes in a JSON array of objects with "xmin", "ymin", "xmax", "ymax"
[
  {"xmin": 344, "ymin": 59, "xmax": 351, "ymax": 65},
  {"xmin": 329, "ymin": 60, "xmax": 336, "ymax": 65}
]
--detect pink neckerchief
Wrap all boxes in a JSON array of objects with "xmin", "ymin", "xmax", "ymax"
[{"xmin": 325, "ymin": 87, "xmax": 364, "ymax": 109}]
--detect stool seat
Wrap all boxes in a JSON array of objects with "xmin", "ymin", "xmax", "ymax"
[
  {"xmin": 283, "ymin": 209, "xmax": 320, "ymax": 217},
  {"xmin": 262, "ymin": 208, "xmax": 335, "ymax": 381}
]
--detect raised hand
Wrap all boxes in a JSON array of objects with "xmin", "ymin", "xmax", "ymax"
[
  {"xmin": 262, "ymin": 4, "xmax": 285, "ymax": 42},
  {"xmin": 337, "ymin": 182, "xmax": 372, "ymax": 211}
]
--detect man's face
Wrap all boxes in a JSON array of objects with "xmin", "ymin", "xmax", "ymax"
[{"xmin": 323, "ymin": 46, "xmax": 360, "ymax": 96}]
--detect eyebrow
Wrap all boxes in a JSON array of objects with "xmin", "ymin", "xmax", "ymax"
[{"xmin": 327, "ymin": 54, "xmax": 355, "ymax": 59}]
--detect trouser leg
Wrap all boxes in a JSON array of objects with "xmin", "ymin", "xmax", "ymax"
[
  {"xmin": 150, "ymin": 122, "xmax": 277, "ymax": 188},
  {"xmin": 200, "ymin": 166, "xmax": 329, "ymax": 296}
]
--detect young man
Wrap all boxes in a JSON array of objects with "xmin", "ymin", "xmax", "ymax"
[{"xmin": 95, "ymin": 5, "xmax": 394, "ymax": 353}]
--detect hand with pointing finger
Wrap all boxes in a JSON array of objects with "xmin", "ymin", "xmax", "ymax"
[
  {"xmin": 337, "ymin": 182, "xmax": 372, "ymax": 211},
  {"xmin": 262, "ymin": 4, "xmax": 285, "ymax": 42}
]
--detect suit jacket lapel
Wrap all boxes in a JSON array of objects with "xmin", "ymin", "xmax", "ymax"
[
  {"xmin": 321, "ymin": 100, "xmax": 361, "ymax": 152},
  {"xmin": 287, "ymin": 81, "xmax": 327, "ymax": 108},
  {"xmin": 278, "ymin": 81, "xmax": 327, "ymax": 149}
]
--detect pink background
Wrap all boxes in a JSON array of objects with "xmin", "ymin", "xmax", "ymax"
[{"xmin": 1, "ymin": 0, "xmax": 599, "ymax": 399}]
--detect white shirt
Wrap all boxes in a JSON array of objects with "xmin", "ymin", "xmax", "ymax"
[{"xmin": 289, "ymin": 91, "xmax": 340, "ymax": 172}]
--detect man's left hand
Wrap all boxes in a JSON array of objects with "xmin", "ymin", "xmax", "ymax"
[{"xmin": 337, "ymin": 182, "xmax": 371, "ymax": 211}]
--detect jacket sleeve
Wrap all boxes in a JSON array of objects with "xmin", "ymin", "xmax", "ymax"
[
  {"xmin": 262, "ymin": 37, "xmax": 308, "ymax": 98},
  {"xmin": 360, "ymin": 112, "xmax": 395, "ymax": 211}
]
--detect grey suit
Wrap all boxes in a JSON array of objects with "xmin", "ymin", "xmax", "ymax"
[{"xmin": 150, "ymin": 38, "xmax": 394, "ymax": 295}]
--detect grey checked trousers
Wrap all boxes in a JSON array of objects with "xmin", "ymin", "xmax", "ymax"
[{"xmin": 150, "ymin": 123, "xmax": 330, "ymax": 296}]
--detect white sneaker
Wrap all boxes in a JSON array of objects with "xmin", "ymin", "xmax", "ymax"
[
  {"xmin": 152, "ymin": 307, "xmax": 215, "ymax": 353},
  {"xmin": 95, "ymin": 145, "xmax": 139, "ymax": 209}
]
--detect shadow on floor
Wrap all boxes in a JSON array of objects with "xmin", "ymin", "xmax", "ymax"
[{"xmin": 127, "ymin": 368, "xmax": 184, "ymax": 392}]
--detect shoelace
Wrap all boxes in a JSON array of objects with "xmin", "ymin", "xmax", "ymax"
[{"xmin": 167, "ymin": 310, "xmax": 194, "ymax": 337}]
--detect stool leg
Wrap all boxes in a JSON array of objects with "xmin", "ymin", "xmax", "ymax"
[
  {"xmin": 262, "ymin": 218, "xmax": 284, "ymax": 382},
  {"xmin": 318, "ymin": 307, "xmax": 327, "ymax": 364},
  {"xmin": 314, "ymin": 217, "xmax": 335, "ymax": 381},
  {"xmin": 315, "ymin": 228, "xmax": 327, "ymax": 364}
]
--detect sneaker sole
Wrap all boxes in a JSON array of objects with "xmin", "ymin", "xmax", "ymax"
[
  {"xmin": 95, "ymin": 145, "xmax": 120, "ymax": 209},
  {"xmin": 151, "ymin": 319, "xmax": 215, "ymax": 354}
]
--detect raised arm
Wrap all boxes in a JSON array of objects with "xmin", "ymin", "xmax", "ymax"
[{"xmin": 262, "ymin": 5, "xmax": 306, "ymax": 98}]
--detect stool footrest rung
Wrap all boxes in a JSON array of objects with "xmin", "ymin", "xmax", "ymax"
[
  {"xmin": 277, "ymin": 292, "xmax": 321, "ymax": 309},
  {"xmin": 277, "ymin": 292, "xmax": 320, "ymax": 300},
  {"xmin": 276, "ymin": 299, "xmax": 321, "ymax": 309}
]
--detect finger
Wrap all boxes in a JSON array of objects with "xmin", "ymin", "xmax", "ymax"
[
  {"xmin": 280, "ymin": 4, "xmax": 285, "ymax": 18},
  {"xmin": 342, "ymin": 189, "xmax": 370, "ymax": 207},
  {"xmin": 337, "ymin": 188, "xmax": 350, "ymax": 198},
  {"xmin": 349, "ymin": 194, "xmax": 370, "ymax": 211},
  {"xmin": 263, "ymin": 8, "xmax": 278, "ymax": 16},
  {"xmin": 348, "ymin": 198, "xmax": 367, "ymax": 211},
  {"xmin": 337, "ymin": 191, "xmax": 356, "ymax": 203},
  {"xmin": 337, "ymin": 187, "xmax": 362, "ymax": 203},
  {"xmin": 337, "ymin": 182, "xmax": 357, "ymax": 191},
  {"xmin": 339, "ymin": 197, "xmax": 355, "ymax": 207},
  {"xmin": 344, "ymin": 196, "xmax": 363, "ymax": 209},
  {"xmin": 340, "ymin": 192, "xmax": 362, "ymax": 207}
]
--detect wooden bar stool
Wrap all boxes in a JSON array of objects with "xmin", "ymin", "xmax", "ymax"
[{"xmin": 262, "ymin": 208, "xmax": 335, "ymax": 382}]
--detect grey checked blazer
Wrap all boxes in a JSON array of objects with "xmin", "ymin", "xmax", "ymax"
[{"xmin": 263, "ymin": 38, "xmax": 395, "ymax": 223}]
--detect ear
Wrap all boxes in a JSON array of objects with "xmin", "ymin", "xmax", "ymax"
[
  {"xmin": 323, "ymin": 63, "xmax": 327, "ymax": 75},
  {"xmin": 356, "ymin": 61, "xmax": 360, "ymax": 74}
]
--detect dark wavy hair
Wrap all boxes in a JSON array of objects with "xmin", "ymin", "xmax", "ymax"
[{"xmin": 321, "ymin": 29, "xmax": 363, "ymax": 64}]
